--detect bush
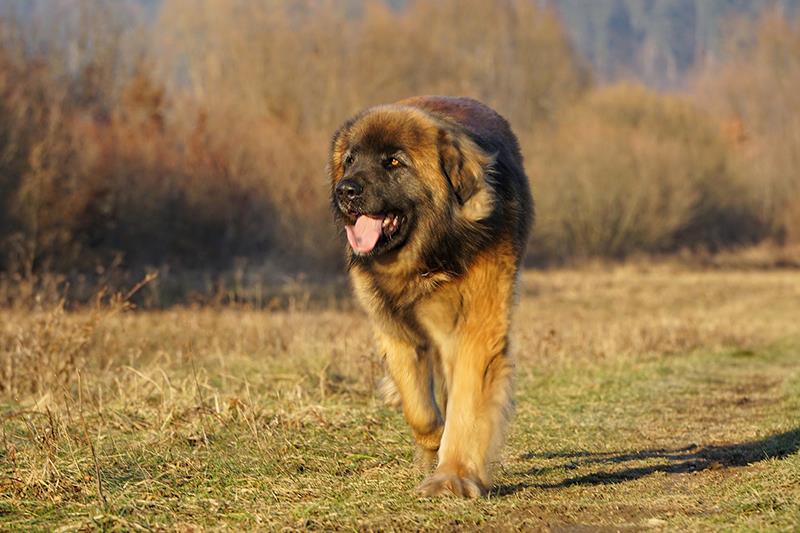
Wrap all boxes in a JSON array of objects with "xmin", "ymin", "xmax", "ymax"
[
  {"xmin": 1, "ymin": 2, "xmax": 798, "ymax": 280},
  {"xmin": 527, "ymin": 84, "xmax": 764, "ymax": 262},
  {"xmin": 694, "ymin": 9, "xmax": 800, "ymax": 245},
  {"xmin": 0, "ymin": 0, "xmax": 588, "ymax": 276}
]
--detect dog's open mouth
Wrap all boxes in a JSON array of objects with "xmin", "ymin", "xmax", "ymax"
[{"xmin": 345, "ymin": 213, "xmax": 402, "ymax": 254}]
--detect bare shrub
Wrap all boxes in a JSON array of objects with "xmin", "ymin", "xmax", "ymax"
[
  {"xmin": 1, "ymin": 2, "xmax": 799, "ymax": 278},
  {"xmin": 527, "ymin": 83, "xmax": 764, "ymax": 262},
  {"xmin": 694, "ymin": 9, "xmax": 800, "ymax": 245},
  {"xmin": 151, "ymin": 0, "xmax": 588, "ymax": 268}
]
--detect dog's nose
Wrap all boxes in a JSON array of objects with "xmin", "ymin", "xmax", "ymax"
[{"xmin": 336, "ymin": 179, "xmax": 363, "ymax": 201}]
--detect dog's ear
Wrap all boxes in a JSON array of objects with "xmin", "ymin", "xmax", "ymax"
[
  {"xmin": 438, "ymin": 127, "xmax": 495, "ymax": 222},
  {"xmin": 327, "ymin": 126, "xmax": 348, "ymax": 184}
]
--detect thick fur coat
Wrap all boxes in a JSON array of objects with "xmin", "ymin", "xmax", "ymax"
[{"xmin": 329, "ymin": 96, "xmax": 533, "ymax": 497}]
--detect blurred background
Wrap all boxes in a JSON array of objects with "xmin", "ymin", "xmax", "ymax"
[{"xmin": 1, "ymin": 0, "xmax": 798, "ymax": 304}]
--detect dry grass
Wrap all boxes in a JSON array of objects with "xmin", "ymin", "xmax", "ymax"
[{"xmin": 2, "ymin": 267, "xmax": 799, "ymax": 531}]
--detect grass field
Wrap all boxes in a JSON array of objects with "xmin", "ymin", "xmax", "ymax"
[{"xmin": 2, "ymin": 267, "xmax": 800, "ymax": 531}]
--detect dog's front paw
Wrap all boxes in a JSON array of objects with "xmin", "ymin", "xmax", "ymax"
[{"xmin": 416, "ymin": 472, "xmax": 487, "ymax": 499}]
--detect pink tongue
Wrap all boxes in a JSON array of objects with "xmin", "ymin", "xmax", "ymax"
[{"xmin": 345, "ymin": 215, "xmax": 383, "ymax": 253}]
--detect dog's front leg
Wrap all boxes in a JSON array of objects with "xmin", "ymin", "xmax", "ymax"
[
  {"xmin": 417, "ymin": 333, "xmax": 513, "ymax": 498},
  {"xmin": 417, "ymin": 258, "xmax": 516, "ymax": 498},
  {"xmin": 376, "ymin": 331, "xmax": 444, "ymax": 470}
]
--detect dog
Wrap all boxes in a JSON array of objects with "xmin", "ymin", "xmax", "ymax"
[{"xmin": 328, "ymin": 96, "xmax": 533, "ymax": 497}]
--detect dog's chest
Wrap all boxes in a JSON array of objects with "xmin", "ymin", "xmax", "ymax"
[{"xmin": 414, "ymin": 286, "xmax": 463, "ymax": 355}]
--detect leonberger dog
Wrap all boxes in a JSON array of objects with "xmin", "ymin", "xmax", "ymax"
[{"xmin": 328, "ymin": 96, "xmax": 533, "ymax": 498}]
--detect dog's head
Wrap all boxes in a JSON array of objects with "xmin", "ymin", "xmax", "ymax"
[{"xmin": 328, "ymin": 105, "xmax": 495, "ymax": 263}]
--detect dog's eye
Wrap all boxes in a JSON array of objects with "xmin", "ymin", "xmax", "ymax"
[
  {"xmin": 343, "ymin": 154, "xmax": 354, "ymax": 167},
  {"xmin": 385, "ymin": 157, "xmax": 401, "ymax": 169}
]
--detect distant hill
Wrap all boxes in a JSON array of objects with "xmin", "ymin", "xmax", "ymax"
[{"xmin": 549, "ymin": 0, "xmax": 800, "ymax": 88}]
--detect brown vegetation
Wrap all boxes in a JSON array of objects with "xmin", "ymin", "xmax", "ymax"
[
  {"xmin": 528, "ymin": 84, "xmax": 762, "ymax": 261},
  {"xmin": 0, "ymin": 2, "xmax": 798, "ymax": 284},
  {"xmin": 694, "ymin": 9, "xmax": 800, "ymax": 245}
]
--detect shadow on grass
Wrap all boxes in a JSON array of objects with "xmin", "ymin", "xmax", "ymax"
[{"xmin": 497, "ymin": 427, "xmax": 800, "ymax": 495}]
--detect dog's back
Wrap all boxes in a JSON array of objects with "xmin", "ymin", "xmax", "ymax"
[{"xmin": 399, "ymin": 95, "xmax": 533, "ymax": 259}]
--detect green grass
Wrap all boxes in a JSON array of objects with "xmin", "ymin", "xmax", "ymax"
[{"xmin": 2, "ymin": 269, "xmax": 800, "ymax": 531}]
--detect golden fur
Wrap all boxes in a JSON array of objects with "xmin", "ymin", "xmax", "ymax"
[{"xmin": 329, "ymin": 96, "xmax": 533, "ymax": 498}]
